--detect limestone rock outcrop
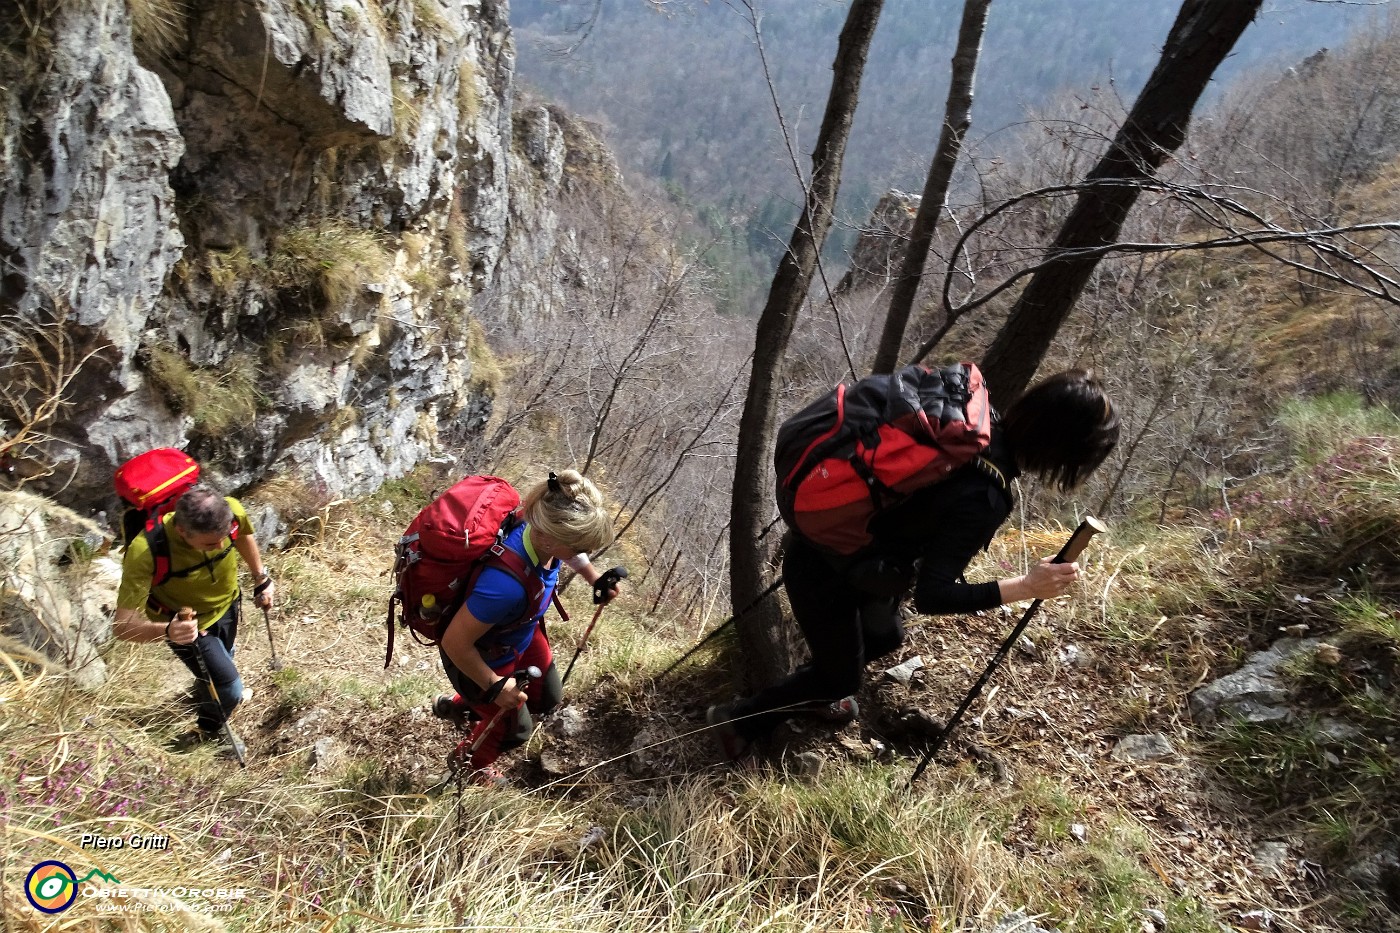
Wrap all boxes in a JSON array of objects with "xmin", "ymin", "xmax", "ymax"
[{"xmin": 1, "ymin": 0, "xmax": 595, "ymax": 505}]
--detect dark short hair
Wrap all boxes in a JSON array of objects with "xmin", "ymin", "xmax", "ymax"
[
  {"xmin": 1002, "ymin": 370, "xmax": 1119, "ymax": 492},
  {"xmin": 174, "ymin": 485, "xmax": 233, "ymax": 536}
]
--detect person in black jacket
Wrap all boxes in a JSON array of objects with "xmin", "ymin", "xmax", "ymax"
[{"xmin": 707, "ymin": 370, "xmax": 1120, "ymax": 760}]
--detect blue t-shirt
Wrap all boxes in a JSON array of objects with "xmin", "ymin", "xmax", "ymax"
[{"xmin": 465, "ymin": 523, "xmax": 558, "ymax": 662}]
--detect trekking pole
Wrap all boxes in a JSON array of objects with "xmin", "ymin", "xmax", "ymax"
[
  {"xmin": 561, "ymin": 566, "xmax": 628, "ymax": 687},
  {"xmin": 654, "ymin": 575, "xmax": 786, "ymax": 683},
  {"xmin": 261, "ymin": 605, "xmax": 284, "ymax": 672},
  {"xmin": 181, "ymin": 608, "xmax": 248, "ymax": 768},
  {"xmin": 434, "ymin": 665, "xmax": 542, "ymax": 790},
  {"xmin": 908, "ymin": 517, "xmax": 1107, "ymax": 787}
]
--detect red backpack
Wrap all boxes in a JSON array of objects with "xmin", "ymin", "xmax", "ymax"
[
  {"xmin": 774, "ymin": 362, "xmax": 996, "ymax": 556},
  {"xmin": 384, "ymin": 475, "xmax": 547, "ymax": 668},
  {"xmin": 115, "ymin": 447, "xmax": 201, "ymax": 547}
]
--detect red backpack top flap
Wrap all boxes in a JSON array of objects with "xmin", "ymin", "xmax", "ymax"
[
  {"xmin": 774, "ymin": 362, "xmax": 994, "ymax": 555},
  {"xmin": 115, "ymin": 448, "xmax": 200, "ymax": 510},
  {"xmin": 406, "ymin": 475, "xmax": 521, "ymax": 563}
]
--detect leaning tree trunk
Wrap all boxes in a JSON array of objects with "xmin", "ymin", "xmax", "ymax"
[
  {"xmin": 979, "ymin": 0, "xmax": 1262, "ymax": 408},
  {"xmin": 729, "ymin": 0, "xmax": 883, "ymax": 691},
  {"xmin": 871, "ymin": 0, "xmax": 992, "ymax": 375}
]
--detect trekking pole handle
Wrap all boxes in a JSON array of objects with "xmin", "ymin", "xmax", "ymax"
[
  {"xmin": 1053, "ymin": 516, "xmax": 1107, "ymax": 565},
  {"xmin": 465, "ymin": 665, "xmax": 544, "ymax": 756},
  {"xmin": 482, "ymin": 664, "xmax": 543, "ymax": 704},
  {"xmin": 593, "ymin": 566, "xmax": 628, "ymax": 604}
]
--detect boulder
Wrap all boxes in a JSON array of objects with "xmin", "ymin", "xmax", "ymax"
[
  {"xmin": 1110, "ymin": 733, "xmax": 1176, "ymax": 763},
  {"xmin": 0, "ymin": 491, "xmax": 116, "ymax": 689},
  {"xmin": 1189, "ymin": 637, "xmax": 1320, "ymax": 726}
]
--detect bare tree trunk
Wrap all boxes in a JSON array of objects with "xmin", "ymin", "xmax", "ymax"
[
  {"xmin": 980, "ymin": 0, "xmax": 1261, "ymax": 407},
  {"xmin": 871, "ymin": 0, "xmax": 991, "ymax": 375},
  {"xmin": 728, "ymin": 0, "xmax": 884, "ymax": 691}
]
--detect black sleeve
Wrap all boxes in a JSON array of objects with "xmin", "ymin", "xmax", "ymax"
[{"xmin": 906, "ymin": 480, "xmax": 1012, "ymax": 616}]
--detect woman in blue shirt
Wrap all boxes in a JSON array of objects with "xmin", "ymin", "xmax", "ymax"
[{"xmin": 436, "ymin": 470, "xmax": 617, "ymax": 785}]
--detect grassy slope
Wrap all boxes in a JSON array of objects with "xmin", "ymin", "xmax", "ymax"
[{"xmin": 6, "ymin": 436, "xmax": 1399, "ymax": 932}]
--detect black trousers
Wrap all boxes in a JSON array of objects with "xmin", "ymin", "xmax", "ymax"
[{"xmin": 727, "ymin": 535, "xmax": 904, "ymax": 741}]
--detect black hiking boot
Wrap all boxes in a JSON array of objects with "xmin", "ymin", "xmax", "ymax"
[
  {"xmin": 432, "ymin": 694, "xmax": 471, "ymax": 729},
  {"xmin": 219, "ymin": 730, "xmax": 248, "ymax": 762}
]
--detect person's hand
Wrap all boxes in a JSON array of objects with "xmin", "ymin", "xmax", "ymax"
[
  {"xmin": 166, "ymin": 612, "xmax": 198, "ymax": 645},
  {"xmin": 492, "ymin": 677, "xmax": 528, "ymax": 711},
  {"xmin": 592, "ymin": 566, "xmax": 628, "ymax": 605},
  {"xmin": 1021, "ymin": 557, "xmax": 1079, "ymax": 600},
  {"xmin": 253, "ymin": 574, "xmax": 275, "ymax": 610}
]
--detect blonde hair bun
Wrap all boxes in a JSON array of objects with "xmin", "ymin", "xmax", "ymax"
[{"xmin": 522, "ymin": 469, "xmax": 614, "ymax": 554}]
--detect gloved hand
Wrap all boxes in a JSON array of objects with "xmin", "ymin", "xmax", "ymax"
[{"xmin": 592, "ymin": 566, "xmax": 628, "ymax": 604}]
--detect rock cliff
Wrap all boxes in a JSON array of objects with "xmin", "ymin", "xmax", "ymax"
[{"xmin": 0, "ymin": 0, "xmax": 608, "ymax": 506}]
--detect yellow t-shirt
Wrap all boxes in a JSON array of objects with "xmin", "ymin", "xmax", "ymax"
[{"xmin": 117, "ymin": 498, "xmax": 254, "ymax": 626}]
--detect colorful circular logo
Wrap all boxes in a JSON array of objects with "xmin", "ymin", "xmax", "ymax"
[{"xmin": 25, "ymin": 860, "xmax": 78, "ymax": 913}]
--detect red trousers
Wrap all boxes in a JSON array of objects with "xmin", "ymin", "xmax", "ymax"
[{"xmin": 454, "ymin": 627, "xmax": 562, "ymax": 768}]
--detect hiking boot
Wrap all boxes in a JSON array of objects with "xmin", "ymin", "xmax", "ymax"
[
  {"xmin": 433, "ymin": 694, "xmax": 470, "ymax": 729},
  {"xmin": 169, "ymin": 729, "xmax": 215, "ymax": 753},
  {"xmin": 812, "ymin": 695, "xmax": 859, "ymax": 725},
  {"xmin": 706, "ymin": 704, "xmax": 751, "ymax": 763}
]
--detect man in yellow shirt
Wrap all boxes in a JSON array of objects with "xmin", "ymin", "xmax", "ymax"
[{"xmin": 113, "ymin": 485, "xmax": 275, "ymax": 753}]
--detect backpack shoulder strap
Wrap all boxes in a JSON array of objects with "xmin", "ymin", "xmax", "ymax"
[
  {"xmin": 481, "ymin": 546, "xmax": 547, "ymax": 615},
  {"xmin": 143, "ymin": 517, "xmax": 174, "ymax": 589},
  {"xmin": 142, "ymin": 519, "xmax": 177, "ymax": 616}
]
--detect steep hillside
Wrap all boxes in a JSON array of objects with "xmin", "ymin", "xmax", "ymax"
[
  {"xmin": 5, "ymin": 428, "xmax": 1400, "ymax": 930},
  {"xmin": 509, "ymin": 0, "xmax": 1377, "ymax": 310}
]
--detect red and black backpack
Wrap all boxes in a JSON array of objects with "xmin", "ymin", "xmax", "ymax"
[
  {"xmin": 384, "ymin": 475, "xmax": 550, "ymax": 668},
  {"xmin": 774, "ymin": 362, "xmax": 999, "ymax": 556},
  {"xmin": 115, "ymin": 447, "xmax": 201, "ymax": 549}
]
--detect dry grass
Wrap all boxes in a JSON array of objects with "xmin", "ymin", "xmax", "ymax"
[
  {"xmin": 269, "ymin": 220, "xmax": 391, "ymax": 317},
  {"xmin": 138, "ymin": 345, "xmax": 263, "ymax": 436},
  {"xmin": 458, "ymin": 57, "xmax": 480, "ymax": 124},
  {"xmin": 129, "ymin": 0, "xmax": 187, "ymax": 59},
  {"xmin": 6, "ymin": 477, "xmax": 1394, "ymax": 931},
  {"xmin": 1, "ymin": 646, "xmax": 1219, "ymax": 933}
]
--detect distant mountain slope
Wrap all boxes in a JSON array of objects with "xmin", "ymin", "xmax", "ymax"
[{"xmin": 513, "ymin": 0, "xmax": 1375, "ymax": 215}]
